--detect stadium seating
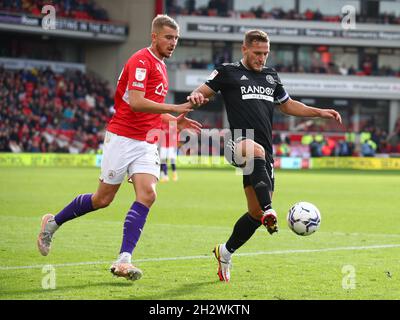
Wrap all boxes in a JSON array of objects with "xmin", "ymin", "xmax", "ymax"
[
  {"xmin": 0, "ymin": 66, "xmax": 113, "ymax": 153},
  {"xmin": 166, "ymin": 1, "xmax": 400, "ymax": 25},
  {"xmin": 176, "ymin": 60, "xmax": 400, "ymax": 77},
  {"xmin": 0, "ymin": 0, "xmax": 110, "ymax": 21}
]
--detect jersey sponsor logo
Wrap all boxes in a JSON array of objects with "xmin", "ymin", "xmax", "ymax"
[
  {"xmin": 135, "ymin": 67, "xmax": 147, "ymax": 81},
  {"xmin": 242, "ymin": 94, "xmax": 274, "ymax": 101},
  {"xmin": 240, "ymin": 85, "xmax": 274, "ymax": 102},
  {"xmin": 155, "ymin": 83, "xmax": 168, "ymax": 97},
  {"xmin": 207, "ymin": 70, "xmax": 218, "ymax": 81},
  {"xmin": 266, "ymin": 75, "xmax": 275, "ymax": 84},
  {"xmin": 132, "ymin": 81, "xmax": 144, "ymax": 88},
  {"xmin": 240, "ymin": 86, "xmax": 274, "ymax": 95}
]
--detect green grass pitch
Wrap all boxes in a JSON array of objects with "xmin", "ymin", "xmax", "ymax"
[{"xmin": 0, "ymin": 167, "xmax": 399, "ymax": 300}]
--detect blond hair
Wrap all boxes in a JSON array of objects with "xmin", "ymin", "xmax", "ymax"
[
  {"xmin": 151, "ymin": 14, "xmax": 179, "ymax": 33},
  {"xmin": 244, "ymin": 30, "xmax": 269, "ymax": 47}
]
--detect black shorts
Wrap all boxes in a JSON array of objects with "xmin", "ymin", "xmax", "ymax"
[
  {"xmin": 224, "ymin": 136, "xmax": 275, "ymax": 190},
  {"xmin": 242, "ymin": 160, "xmax": 274, "ymax": 190}
]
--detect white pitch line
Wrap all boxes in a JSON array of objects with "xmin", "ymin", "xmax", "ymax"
[
  {"xmin": 1, "ymin": 243, "xmax": 400, "ymax": 271},
  {"xmin": 3, "ymin": 215, "xmax": 400, "ymax": 238}
]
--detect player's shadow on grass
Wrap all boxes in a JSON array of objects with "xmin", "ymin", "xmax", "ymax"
[
  {"xmin": 0, "ymin": 281, "xmax": 135, "ymax": 298},
  {"xmin": 131, "ymin": 280, "xmax": 216, "ymax": 300}
]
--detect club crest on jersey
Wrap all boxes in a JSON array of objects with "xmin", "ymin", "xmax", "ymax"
[
  {"xmin": 266, "ymin": 75, "xmax": 275, "ymax": 84},
  {"xmin": 135, "ymin": 67, "xmax": 147, "ymax": 81}
]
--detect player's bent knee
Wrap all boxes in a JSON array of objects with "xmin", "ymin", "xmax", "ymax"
[
  {"xmin": 240, "ymin": 140, "xmax": 265, "ymax": 158},
  {"xmin": 137, "ymin": 190, "xmax": 157, "ymax": 207},
  {"xmin": 92, "ymin": 195, "xmax": 114, "ymax": 209},
  {"xmin": 253, "ymin": 144, "xmax": 265, "ymax": 158}
]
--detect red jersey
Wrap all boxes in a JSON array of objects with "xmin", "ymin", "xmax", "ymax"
[{"xmin": 107, "ymin": 47, "xmax": 168, "ymax": 142}]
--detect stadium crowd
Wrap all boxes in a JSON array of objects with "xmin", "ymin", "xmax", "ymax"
[
  {"xmin": 166, "ymin": 0, "xmax": 400, "ymax": 25},
  {"xmin": 0, "ymin": 0, "xmax": 110, "ymax": 21},
  {"xmin": 0, "ymin": 66, "xmax": 113, "ymax": 153}
]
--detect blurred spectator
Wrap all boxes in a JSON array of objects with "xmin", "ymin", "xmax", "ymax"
[
  {"xmin": 321, "ymin": 137, "xmax": 336, "ymax": 156},
  {"xmin": 361, "ymin": 139, "xmax": 377, "ymax": 157},
  {"xmin": 276, "ymin": 142, "xmax": 291, "ymax": 157},
  {"xmin": 371, "ymin": 127, "xmax": 387, "ymax": 153},
  {"xmin": 339, "ymin": 64, "xmax": 348, "ymax": 76},
  {"xmin": 361, "ymin": 56, "xmax": 373, "ymax": 76},
  {"xmin": 335, "ymin": 140, "xmax": 349, "ymax": 156},
  {"xmin": 208, "ymin": 0, "xmax": 229, "ymax": 17},
  {"xmin": 251, "ymin": 5, "xmax": 264, "ymax": 19},
  {"xmin": 309, "ymin": 139, "xmax": 322, "ymax": 157},
  {"xmin": 387, "ymin": 118, "xmax": 400, "ymax": 153}
]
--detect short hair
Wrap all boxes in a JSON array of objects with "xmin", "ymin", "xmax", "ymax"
[
  {"xmin": 244, "ymin": 30, "xmax": 269, "ymax": 47},
  {"xmin": 151, "ymin": 14, "xmax": 179, "ymax": 33}
]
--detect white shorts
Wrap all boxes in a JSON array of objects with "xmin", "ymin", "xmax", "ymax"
[
  {"xmin": 159, "ymin": 146, "xmax": 177, "ymax": 161},
  {"xmin": 100, "ymin": 131, "xmax": 160, "ymax": 184}
]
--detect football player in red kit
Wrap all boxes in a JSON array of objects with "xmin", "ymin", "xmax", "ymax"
[{"xmin": 37, "ymin": 15, "xmax": 203, "ymax": 281}]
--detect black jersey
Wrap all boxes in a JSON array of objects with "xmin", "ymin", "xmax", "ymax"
[{"xmin": 205, "ymin": 60, "xmax": 289, "ymax": 162}]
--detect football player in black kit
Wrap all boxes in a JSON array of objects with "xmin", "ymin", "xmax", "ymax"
[{"xmin": 187, "ymin": 30, "xmax": 342, "ymax": 282}]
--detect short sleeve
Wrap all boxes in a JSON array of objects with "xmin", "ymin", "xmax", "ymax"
[
  {"xmin": 273, "ymin": 72, "xmax": 290, "ymax": 104},
  {"xmin": 127, "ymin": 55, "xmax": 150, "ymax": 92},
  {"xmin": 205, "ymin": 65, "xmax": 226, "ymax": 93}
]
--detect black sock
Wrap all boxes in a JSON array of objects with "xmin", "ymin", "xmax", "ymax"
[
  {"xmin": 249, "ymin": 157, "xmax": 272, "ymax": 212},
  {"xmin": 225, "ymin": 212, "xmax": 262, "ymax": 253}
]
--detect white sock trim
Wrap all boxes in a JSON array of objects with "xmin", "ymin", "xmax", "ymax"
[
  {"xmin": 118, "ymin": 252, "xmax": 132, "ymax": 264},
  {"xmin": 221, "ymin": 243, "xmax": 232, "ymax": 261},
  {"xmin": 46, "ymin": 219, "xmax": 59, "ymax": 234}
]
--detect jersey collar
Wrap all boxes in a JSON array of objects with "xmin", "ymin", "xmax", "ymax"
[
  {"xmin": 240, "ymin": 59, "xmax": 251, "ymax": 70},
  {"xmin": 240, "ymin": 59, "xmax": 266, "ymax": 72},
  {"xmin": 147, "ymin": 47, "xmax": 165, "ymax": 64}
]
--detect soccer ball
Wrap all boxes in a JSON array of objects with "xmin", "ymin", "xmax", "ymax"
[{"xmin": 287, "ymin": 202, "xmax": 321, "ymax": 236}]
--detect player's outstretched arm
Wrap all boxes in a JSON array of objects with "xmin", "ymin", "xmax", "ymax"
[
  {"xmin": 279, "ymin": 98, "xmax": 342, "ymax": 124},
  {"xmin": 161, "ymin": 113, "xmax": 202, "ymax": 134},
  {"xmin": 176, "ymin": 113, "xmax": 202, "ymax": 133},
  {"xmin": 129, "ymin": 90, "xmax": 193, "ymax": 114},
  {"xmin": 187, "ymin": 84, "xmax": 214, "ymax": 107}
]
